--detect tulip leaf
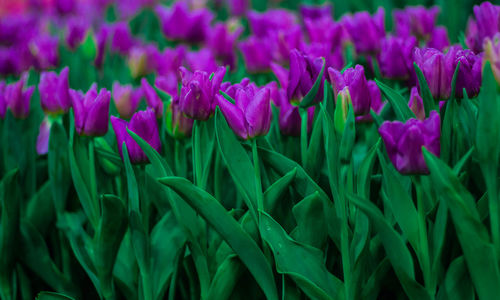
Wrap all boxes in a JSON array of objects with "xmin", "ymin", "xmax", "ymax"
[
  {"xmin": 413, "ymin": 63, "xmax": 435, "ymax": 117},
  {"xmin": 36, "ymin": 292, "xmax": 75, "ymax": 300},
  {"xmin": 305, "ymin": 110, "xmax": 324, "ymax": 179},
  {"xmin": 423, "ymin": 149, "xmax": 500, "ymax": 300},
  {"xmin": 48, "ymin": 122, "xmax": 70, "ymax": 215},
  {"xmin": 292, "ymin": 192, "xmax": 328, "ymax": 249},
  {"xmin": 356, "ymin": 139, "xmax": 380, "ymax": 199},
  {"xmin": 299, "ymin": 57, "xmax": 325, "ymax": 108},
  {"xmin": 121, "ymin": 144, "xmax": 139, "ymax": 213},
  {"xmin": 375, "ymin": 79, "xmax": 416, "ymax": 121},
  {"xmin": 264, "ymin": 167, "xmax": 297, "ymax": 214},
  {"xmin": 158, "ymin": 176, "xmax": 279, "ymax": 300},
  {"xmin": 438, "ymin": 256, "xmax": 474, "ymax": 300},
  {"xmin": 220, "ymin": 90, "xmax": 235, "ymax": 104},
  {"xmin": 259, "ymin": 211, "xmax": 344, "ymax": 300},
  {"xmin": 215, "ymin": 109, "xmax": 258, "ymax": 222},
  {"xmin": 206, "ymin": 254, "xmax": 244, "ymax": 300},
  {"xmin": 339, "ymin": 104, "xmax": 355, "ymax": 163}
]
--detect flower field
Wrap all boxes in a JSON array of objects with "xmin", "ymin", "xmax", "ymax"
[{"xmin": 1, "ymin": 0, "xmax": 500, "ymax": 299}]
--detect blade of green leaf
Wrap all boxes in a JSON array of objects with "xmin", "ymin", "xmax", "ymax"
[
  {"xmin": 300, "ymin": 57, "xmax": 325, "ymax": 108},
  {"xmin": 413, "ymin": 63, "xmax": 435, "ymax": 116},
  {"xmin": 375, "ymin": 79, "xmax": 415, "ymax": 121}
]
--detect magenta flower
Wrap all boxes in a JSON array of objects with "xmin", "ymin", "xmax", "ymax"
[
  {"xmin": 247, "ymin": 9, "xmax": 297, "ymax": 37},
  {"xmin": 448, "ymin": 46, "xmax": 482, "ymax": 98},
  {"xmin": 39, "ymin": 67, "xmax": 72, "ymax": 115},
  {"xmin": 300, "ymin": 4, "xmax": 333, "ymax": 20},
  {"xmin": 166, "ymin": 95, "xmax": 194, "ymax": 139},
  {"xmin": 207, "ymin": 22, "xmax": 243, "ymax": 69},
  {"xmin": 112, "ymin": 82, "xmax": 143, "ymax": 119},
  {"xmin": 71, "ymin": 84, "xmax": 111, "ymax": 137},
  {"xmin": 408, "ymin": 87, "xmax": 425, "ymax": 120},
  {"xmin": 342, "ymin": 8, "xmax": 385, "ymax": 54},
  {"xmin": 466, "ymin": 2, "xmax": 500, "ymax": 53},
  {"xmin": 239, "ymin": 36, "xmax": 273, "ymax": 73},
  {"xmin": 186, "ymin": 48, "xmax": 219, "ymax": 74},
  {"xmin": 379, "ymin": 111, "xmax": 441, "ymax": 174},
  {"xmin": 0, "ymin": 74, "xmax": 34, "ymax": 119},
  {"xmin": 155, "ymin": 73, "xmax": 179, "ymax": 98},
  {"xmin": 95, "ymin": 24, "xmax": 111, "ymax": 68},
  {"xmin": 154, "ymin": 46, "xmax": 186, "ymax": 76},
  {"xmin": 286, "ymin": 49, "xmax": 324, "ymax": 105},
  {"xmin": 30, "ymin": 35, "xmax": 59, "ymax": 70},
  {"xmin": 269, "ymin": 25, "xmax": 303, "ymax": 64},
  {"xmin": 275, "ymin": 88, "xmax": 314, "ymax": 136},
  {"xmin": 304, "ymin": 17, "xmax": 344, "ymax": 48},
  {"xmin": 356, "ymin": 80, "xmax": 385, "ymax": 122},
  {"xmin": 301, "ymin": 42, "xmax": 344, "ymax": 71},
  {"xmin": 228, "ymin": 0, "xmax": 249, "ymax": 16},
  {"xmin": 141, "ymin": 78, "xmax": 164, "ymax": 119},
  {"xmin": 426, "ymin": 27, "xmax": 450, "ymax": 51},
  {"xmin": 110, "ymin": 22, "xmax": 137, "ymax": 55},
  {"xmin": 36, "ymin": 116, "xmax": 52, "ymax": 155},
  {"xmin": 328, "ymin": 65, "xmax": 371, "ymax": 116},
  {"xmin": 217, "ymin": 87, "xmax": 272, "ymax": 140},
  {"xmin": 111, "ymin": 108, "xmax": 161, "ymax": 164},
  {"xmin": 394, "ymin": 6, "xmax": 440, "ymax": 39},
  {"xmin": 66, "ymin": 17, "xmax": 89, "ymax": 50},
  {"xmin": 378, "ymin": 36, "xmax": 417, "ymax": 80},
  {"xmin": 179, "ymin": 66, "xmax": 226, "ymax": 120}
]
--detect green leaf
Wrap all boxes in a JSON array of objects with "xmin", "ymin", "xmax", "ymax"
[
  {"xmin": 413, "ymin": 63, "xmax": 435, "ymax": 116},
  {"xmin": 376, "ymin": 79, "xmax": 416, "ymax": 121},
  {"xmin": 121, "ymin": 144, "xmax": 139, "ymax": 212},
  {"xmin": 423, "ymin": 150, "xmax": 500, "ymax": 300},
  {"xmin": 25, "ymin": 182, "xmax": 55, "ymax": 235},
  {"xmin": 215, "ymin": 109, "xmax": 258, "ymax": 221},
  {"xmin": 158, "ymin": 176, "xmax": 279, "ymax": 300},
  {"xmin": 438, "ymin": 256, "xmax": 474, "ymax": 300},
  {"xmin": 300, "ymin": 57, "xmax": 325, "ymax": 108},
  {"xmin": 305, "ymin": 110, "xmax": 324, "ymax": 179},
  {"xmin": 264, "ymin": 167, "xmax": 297, "ymax": 214},
  {"xmin": 292, "ymin": 192, "xmax": 327, "ymax": 249},
  {"xmin": 48, "ymin": 122, "xmax": 70, "ymax": 215},
  {"xmin": 94, "ymin": 195, "xmax": 128, "ymax": 299},
  {"xmin": 36, "ymin": 292, "xmax": 75, "ymax": 300},
  {"xmin": 339, "ymin": 104, "xmax": 355, "ymax": 163},
  {"xmin": 356, "ymin": 139, "xmax": 380, "ymax": 199},
  {"xmin": 206, "ymin": 254, "xmax": 244, "ymax": 300},
  {"xmin": 260, "ymin": 212, "xmax": 344, "ymax": 300}
]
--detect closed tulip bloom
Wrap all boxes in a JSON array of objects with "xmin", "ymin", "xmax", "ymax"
[
  {"xmin": 30, "ymin": 35, "xmax": 59, "ymax": 70},
  {"xmin": 408, "ymin": 87, "xmax": 425, "ymax": 120},
  {"xmin": 342, "ymin": 8, "xmax": 385, "ymax": 54},
  {"xmin": 379, "ymin": 111, "xmax": 440, "ymax": 174},
  {"xmin": 36, "ymin": 116, "xmax": 52, "ymax": 155},
  {"xmin": 247, "ymin": 9, "xmax": 297, "ymax": 37},
  {"xmin": 186, "ymin": 49, "xmax": 219, "ymax": 74},
  {"xmin": 141, "ymin": 78, "xmax": 164, "ymax": 119},
  {"xmin": 166, "ymin": 95, "xmax": 194, "ymax": 138},
  {"xmin": 66, "ymin": 17, "xmax": 89, "ymax": 50},
  {"xmin": 1, "ymin": 74, "xmax": 34, "ymax": 119},
  {"xmin": 71, "ymin": 84, "xmax": 111, "ymax": 137},
  {"xmin": 302, "ymin": 42, "xmax": 344, "ymax": 71},
  {"xmin": 473, "ymin": 2, "xmax": 500, "ymax": 47},
  {"xmin": 378, "ymin": 36, "xmax": 417, "ymax": 80},
  {"xmin": 357, "ymin": 80, "xmax": 385, "ymax": 122},
  {"xmin": 111, "ymin": 108, "xmax": 161, "ymax": 164},
  {"xmin": 179, "ymin": 66, "xmax": 226, "ymax": 120},
  {"xmin": 155, "ymin": 73, "xmax": 178, "ymax": 98},
  {"xmin": 154, "ymin": 46, "xmax": 186, "ymax": 76},
  {"xmin": 207, "ymin": 22, "xmax": 243, "ymax": 70},
  {"xmin": 484, "ymin": 37, "xmax": 500, "ymax": 84},
  {"xmin": 276, "ymin": 89, "xmax": 315, "ymax": 136},
  {"xmin": 304, "ymin": 18, "xmax": 344, "ymax": 48},
  {"xmin": 239, "ymin": 37, "xmax": 273, "ymax": 73},
  {"xmin": 39, "ymin": 67, "xmax": 72, "ymax": 115},
  {"xmin": 217, "ymin": 87, "xmax": 272, "ymax": 139},
  {"xmin": 112, "ymin": 82, "xmax": 143, "ymax": 119},
  {"xmin": 328, "ymin": 65, "xmax": 371, "ymax": 116},
  {"xmin": 427, "ymin": 27, "xmax": 450, "ymax": 51},
  {"xmin": 110, "ymin": 22, "xmax": 137, "ymax": 55},
  {"xmin": 448, "ymin": 46, "xmax": 482, "ymax": 98},
  {"xmin": 287, "ymin": 49, "xmax": 324, "ymax": 105},
  {"xmin": 300, "ymin": 4, "xmax": 332, "ymax": 20},
  {"xmin": 394, "ymin": 6, "xmax": 440, "ymax": 39},
  {"xmin": 95, "ymin": 24, "xmax": 111, "ymax": 68},
  {"xmin": 413, "ymin": 48, "xmax": 453, "ymax": 100}
]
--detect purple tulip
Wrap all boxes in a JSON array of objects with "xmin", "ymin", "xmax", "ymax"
[
  {"xmin": 342, "ymin": 8, "xmax": 385, "ymax": 54},
  {"xmin": 239, "ymin": 37, "xmax": 273, "ymax": 73},
  {"xmin": 0, "ymin": 74, "xmax": 34, "ymax": 119},
  {"xmin": 301, "ymin": 42, "xmax": 344, "ymax": 71},
  {"xmin": 217, "ymin": 87, "xmax": 272, "ymax": 139},
  {"xmin": 141, "ymin": 78, "xmax": 164, "ymax": 119},
  {"xmin": 275, "ymin": 88, "xmax": 315, "ymax": 136},
  {"xmin": 304, "ymin": 17, "xmax": 344, "ymax": 48},
  {"xmin": 328, "ymin": 65, "xmax": 371, "ymax": 116},
  {"xmin": 71, "ymin": 84, "xmax": 111, "ymax": 137},
  {"xmin": 448, "ymin": 46, "xmax": 482, "ymax": 98},
  {"xmin": 111, "ymin": 108, "xmax": 161, "ymax": 164},
  {"xmin": 228, "ymin": 0, "xmax": 249, "ymax": 16},
  {"xmin": 220, "ymin": 78, "xmax": 255, "ymax": 100},
  {"xmin": 95, "ymin": 24, "xmax": 111, "ymax": 68},
  {"xmin": 155, "ymin": 73, "xmax": 179, "ymax": 98},
  {"xmin": 426, "ymin": 27, "xmax": 450, "ymax": 51},
  {"xmin": 466, "ymin": 2, "xmax": 500, "ymax": 53},
  {"xmin": 30, "ymin": 35, "xmax": 59, "ymax": 70},
  {"xmin": 112, "ymin": 82, "xmax": 143, "ymax": 119},
  {"xmin": 465, "ymin": 17, "xmax": 481, "ymax": 53},
  {"xmin": 154, "ymin": 46, "xmax": 186, "ymax": 76},
  {"xmin": 36, "ymin": 116, "xmax": 52, "ymax": 155},
  {"xmin": 207, "ymin": 22, "xmax": 243, "ymax": 70},
  {"xmin": 186, "ymin": 49, "xmax": 219, "ymax": 74},
  {"xmin": 247, "ymin": 9, "xmax": 297, "ymax": 38},
  {"xmin": 39, "ymin": 67, "xmax": 72, "ymax": 115},
  {"xmin": 179, "ymin": 66, "xmax": 226, "ymax": 120},
  {"xmin": 394, "ymin": 6, "xmax": 440, "ymax": 39},
  {"xmin": 66, "ymin": 17, "xmax": 89, "ymax": 50},
  {"xmin": 300, "ymin": 4, "xmax": 333, "ymax": 20},
  {"xmin": 269, "ymin": 25, "xmax": 303, "ymax": 64},
  {"xmin": 356, "ymin": 80, "xmax": 385, "ymax": 122},
  {"xmin": 167, "ymin": 95, "xmax": 194, "ymax": 138},
  {"xmin": 287, "ymin": 49, "xmax": 324, "ymax": 105},
  {"xmin": 110, "ymin": 22, "xmax": 137, "ymax": 55},
  {"xmin": 156, "ymin": 2, "xmax": 213, "ymax": 43},
  {"xmin": 408, "ymin": 87, "xmax": 425, "ymax": 120},
  {"xmin": 379, "ymin": 111, "xmax": 441, "ymax": 174},
  {"xmin": 378, "ymin": 36, "xmax": 417, "ymax": 80}
]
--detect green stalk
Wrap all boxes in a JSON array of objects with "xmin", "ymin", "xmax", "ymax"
[
  {"xmin": 414, "ymin": 176, "xmax": 432, "ymax": 293},
  {"xmin": 339, "ymin": 189, "xmax": 352, "ymax": 299},
  {"xmin": 483, "ymin": 164, "xmax": 500, "ymax": 256},
  {"xmin": 252, "ymin": 139, "xmax": 264, "ymax": 217},
  {"xmin": 192, "ymin": 121, "xmax": 203, "ymax": 187},
  {"xmin": 300, "ymin": 108, "xmax": 308, "ymax": 166}
]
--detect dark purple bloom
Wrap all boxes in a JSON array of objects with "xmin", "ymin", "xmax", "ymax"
[
  {"xmin": 71, "ymin": 84, "xmax": 111, "ymax": 137},
  {"xmin": 394, "ymin": 6, "xmax": 440, "ymax": 39},
  {"xmin": 30, "ymin": 35, "xmax": 59, "ymax": 70},
  {"xmin": 426, "ymin": 26, "xmax": 450, "ymax": 51},
  {"xmin": 379, "ymin": 110, "xmax": 440, "ymax": 174},
  {"xmin": 378, "ymin": 36, "xmax": 417, "ymax": 80},
  {"xmin": 110, "ymin": 22, "xmax": 137, "ymax": 54},
  {"xmin": 269, "ymin": 25, "xmax": 303, "ymax": 64},
  {"xmin": 356, "ymin": 80, "xmax": 385, "ymax": 122},
  {"xmin": 39, "ymin": 67, "xmax": 72, "ymax": 115},
  {"xmin": 239, "ymin": 37, "xmax": 273, "ymax": 73},
  {"xmin": 301, "ymin": 42, "xmax": 344, "ymax": 70},
  {"xmin": 207, "ymin": 22, "xmax": 243, "ymax": 70},
  {"xmin": 166, "ymin": 95, "xmax": 194, "ymax": 138},
  {"xmin": 179, "ymin": 66, "xmax": 226, "ymax": 120},
  {"xmin": 304, "ymin": 17, "xmax": 344, "ymax": 48},
  {"xmin": 112, "ymin": 82, "xmax": 143, "ymax": 119},
  {"xmin": 217, "ymin": 87, "xmax": 272, "ymax": 139},
  {"xmin": 1, "ymin": 74, "xmax": 34, "ymax": 119},
  {"xmin": 186, "ymin": 49, "xmax": 219, "ymax": 74},
  {"xmin": 95, "ymin": 24, "xmax": 111, "ymax": 68},
  {"xmin": 328, "ymin": 65, "xmax": 371, "ymax": 116},
  {"xmin": 408, "ymin": 87, "xmax": 425, "ymax": 120},
  {"xmin": 448, "ymin": 46, "xmax": 482, "ymax": 98},
  {"xmin": 220, "ymin": 78, "xmax": 255, "ymax": 100},
  {"xmin": 342, "ymin": 8, "xmax": 385, "ymax": 54},
  {"xmin": 36, "ymin": 116, "xmax": 51, "ymax": 155},
  {"xmin": 300, "ymin": 4, "xmax": 332, "ymax": 20},
  {"xmin": 247, "ymin": 9, "xmax": 297, "ymax": 37},
  {"xmin": 66, "ymin": 17, "xmax": 89, "ymax": 50},
  {"xmin": 111, "ymin": 108, "xmax": 161, "ymax": 164},
  {"xmin": 473, "ymin": 2, "xmax": 500, "ymax": 47},
  {"xmin": 155, "ymin": 73, "xmax": 179, "ymax": 98},
  {"xmin": 156, "ymin": 2, "xmax": 213, "ymax": 43},
  {"xmin": 286, "ymin": 49, "xmax": 324, "ymax": 105},
  {"xmin": 154, "ymin": 46, "xmax": 186, "ymax": 76},
  {"xmin": 141, "ymin": 78, "xmax": 164, "ymax": 119},
  {"xmin": 0, "ymin": 82, "xmax": 6, "ymax": 119}
]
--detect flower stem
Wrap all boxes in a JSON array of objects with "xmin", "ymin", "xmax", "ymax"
[
  {"xmin": 252, "ymin": 139, "xmax": 264, "ymax": 218},
  {"xmin": 414, "ymin": 176, "xmax": 432, "ymax": 292},
  {"xmin": 300, "ymin": 108, "xmax": 308, "ymax": 166}
]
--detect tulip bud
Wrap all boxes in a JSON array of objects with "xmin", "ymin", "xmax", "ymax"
[
  {"xmin": 112, "ymin": 82, "xmax": 143, "ymax": 119},
  {"xmin": 39, "ymin": 67, "xmax": 72, "ymax": 115},
  {"xmin": 427, "ymin": 26, "xmax": 450, "ymax": 51},
  {"xmin": 408, "ymin": 87, "xmax": 425, "ymax": 120},
  {"xmin": 217, "ymin": 87, "xmax": 272, "ymax": 139},
  {"xmin": 71, "ymin": 84, "xmax": 111, "ymax": 137},
  {"xmin": 287, "ymin": 49, "xmax": 324, "ymax": 105},
  {"xmin": 1, "ymin": 74, "xmax": 34, "ymax": 119},
  {"xmin": 378, "ymin": 36, "xmax": 417, "ymax": 80},
  {"xmin": 128, "ymin": 47, "xmax": 149, "ymax": 79},
  {"xmin": 393, "ymin": 6, "xmax": 440, "ymax": 39},
  {"xmin": 328, "ymin": 65, "xmax": 371, "ymax": 116},
  {"xmin": 111, "ymin": 108, "xmax": 161, "ymax": 164},
  {"xmin": 341, "ymin": 8, "xmax": 385, "ymax": 54},
  {"xmin": 166, "ymin": 95, "xmax": 194, "ymax": 139},
  {"xmin": 379, "ymin": 111, "xmax": 441, "ymax": 174},
  {"xmin": 239, "ymin": 36, "xmax": 273, "ymax": 73},
  {"xmin": 334, "ymin": 87, "xmax": 350, "ymax": 133}
]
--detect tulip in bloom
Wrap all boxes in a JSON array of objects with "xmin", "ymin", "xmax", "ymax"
[
  {"xmin": 110, "ymin": 22, "xmax": 137, "ymax": 55},
  {"xmin": 39, "ymin": 67, "xmax": 72, "ymax": 115},
  {"xmin": 111, "ymin": 108, "xmax": 161, "ymax": 164},
  {"xmin": 0, "ymin": 74, "xmax": 34, "ymax": 119},
  {"xmin": 112, "ymin": 82, "xmax": 143, "ymax": 119},
  {"xmin": 166, "ymin": 95, "xmax": 194, "ymax": 138},
  {"xmin": 379, "ymin": 111, "xmax": 441, "ymax": 174},
  {"xmin": 206, "ymin": 22, "xmax": 242, "ymax": 70},
  {"xmin": 300, "ymin": 4, "xmax": 332, "ymax": 20},
  {"xmin": 217, "ymin": 87, "xmax": 272, "ymax": 139},
  {"xmin": 394, "ymin": 6, "xmax": 440, "ymax": 39},
  {"xmin": 247, "ymin": 9, "xmax": 297, "ymax": 37},
  {"xmin": 30, "ymin": 35, "xmax": 59, "ymax": 70},
  {"xmin": 66, "ymin": 17, "xmax": 89, "ymax": 50},
  {"xmin": 71, "ymin": 84, "xmax": 111, "ymax": 137},
  {"xmin": 286, "ymin": 49, "xmax": 324, "ymax": 105},
  {"xmin": 228, "ymin": 0, "xmax": 248, "ymax": 16},
  {"xmin": 141, "ymin": 78, "xmax": 164, "ymax": 119},
  {"xmin": 378, "ymin": 36, "xmax": 417, "ymax": 80},
  {"xmin": 427, "ymin": 27, "xmax": 450, "ymax": 51},
  {"xmin": 179, "ymin": 66, "xmax": 226, "ymax": 120},
  {"xmin": 186, "ymin": 49, "xmax": 219, "ymax": 74},
  {"xmin": 356, "ymin": 80, "xmax": 385, "ymax": 122},
  {"xmin": 328, "ymin": 65, "xmax": 371, "ymax": 116},
  {"xmin": 466, "ymin": 2, "xmax": 500, "ymax": 52},
  {"xmin": 341, "ymin": 8, "xmax": 385, "ymax": 54},
  {"xmin": 239, "ymin": 37, "xmax": 273, "ymax": 73}
]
